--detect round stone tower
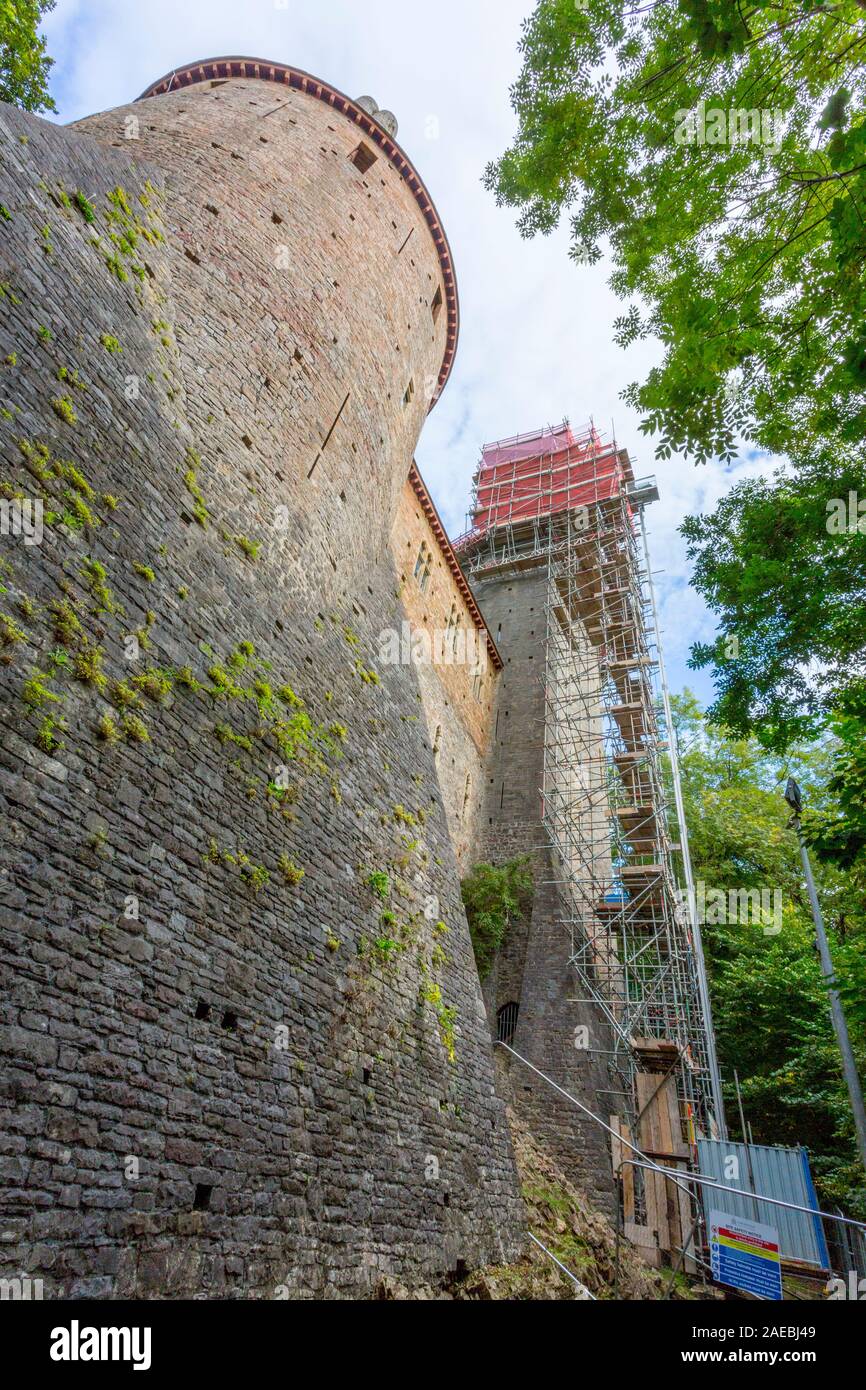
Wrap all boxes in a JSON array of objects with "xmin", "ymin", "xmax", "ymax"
[
  {"xmin": 0, "ymin": 60, "xmax": 523, "ymax": 1299},
  {"xmin": 74, "ymin": 57, "xmax": 459, "ymax": 607}
]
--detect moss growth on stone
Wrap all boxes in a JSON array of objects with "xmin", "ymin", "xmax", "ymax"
[
  {"xmin": 61, "ymin": 492, "xmax": 97, "ymax": 529},
  {"xmin": 72, "ymin": 642, "xmax": 107, "ymax": 691},
  {"xmin": 0, "ymin": 612, "xmax": 26, "ymax": 648},
  {"xmin": 214, "ymin": 722, "xmax": 253, "ymax": 752},
  {"xmin": 74, "ymin": 190, "xmax": 96, "ymax": 223},
  {"xmin": 56, "ymin": 458, "xmax": 94, "ymax": 497},
  {"xmin": 35, "ymin": 715, "xmax": 63, "ymax": 753},
  {"xmin": 135, "ymin": 610, "xmax": 156, "ymax": 651},
  {"xmin": 109, "ymin": 679, "xmax": 139, "ymax": 709},
  {"xmin": 121, "ymin": 713, "xmax": 149, "ymax": 743},
  {"xmin": 81, "ymin": 557, "xmax": 117, "ymax": 614},
  {"xmin": 48, "ymin": 598, "xmax": 83, "ymax": 647},
  {"xmin": 419, "ymin": 981, "xmax": 457, "ymax": 1064},
  {"xmin": 367, "ymin": 870, "xmax": 390, "ymax": 900},
  {"xmin": 56, "ymin": 366, "xmax": 88, "ymax": 392},
  {"xmin": 132, "ymin": 668, "xmax": 172, "ymax": 703},
  {"xmin": 354, "ymin": 658, "xmax": 380, "ymax": 685},
  {"xmin": 234, "ymin": 534, "xmax": 261, "ymax": 561},
  {"xmin": 97, "ymin": 712, "xmax": 120, "ymax": 743},
  {"xmin": 174, "ymin": 665, "xmax": 200, "ymax": 691},
  {"xmin": 183, "ymin": 450, "xmax": 209, "ymax": 526},
  {"xmin": 22, "ymin": 670, "xmax": 61, "ymax": 710},
  {"xmin": 51, "ymin": 395, "xmax": 78, "ymax": 426},
  {"xmin": 278, "ymin": 854, "xmax": 305, "ymax": 887}
]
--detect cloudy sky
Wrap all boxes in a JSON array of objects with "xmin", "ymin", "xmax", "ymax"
[{"xmin": 42, "ymin": 0, "xmax": 771, "ymax": 701}]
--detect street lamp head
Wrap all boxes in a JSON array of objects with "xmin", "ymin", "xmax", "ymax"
[{"xmin": 784, "ymin": 778, "xmax": 803, "ymax": 815}]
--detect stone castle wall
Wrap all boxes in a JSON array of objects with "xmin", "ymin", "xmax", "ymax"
[
  {"xmin": 470, "ymin": 565, "xmax": 621, "ymax": 1221},
  {"xmin": 0, "ymin": 78, "xmax": 523, "ymax": 1300},
  {"xmin": 389, "ymin": 475, "xmax": 498, "ymax": 871}
]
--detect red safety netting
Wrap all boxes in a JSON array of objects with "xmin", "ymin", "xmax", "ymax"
[{"xmin": 455, "ymin": 421, "xmax": 630, "ymax": 548}]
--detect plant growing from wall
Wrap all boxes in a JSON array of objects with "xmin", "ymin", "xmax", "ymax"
[
  {"xmin": 366, "ymin": 870, "xmax": 390, "ymax": 901},
  {"xmin": 461, "ymin": 855, "xmax": 533, "ymax": 981}
]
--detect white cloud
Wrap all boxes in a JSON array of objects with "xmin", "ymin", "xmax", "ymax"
[{"xmin": 43, "ymin": 0, "xmax": 776, "ymax": 698}]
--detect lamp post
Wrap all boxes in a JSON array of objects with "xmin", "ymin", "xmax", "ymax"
[{"xmin": 784, "ymin": 778, "xmax": 866, "ymax": 1172}]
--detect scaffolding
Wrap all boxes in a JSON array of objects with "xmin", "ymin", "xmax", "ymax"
[{"xmin": 455, "ymin": 420, "xmax": 725, "ymax": 1264}]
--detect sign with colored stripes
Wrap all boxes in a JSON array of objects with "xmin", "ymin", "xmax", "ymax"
[{"xmin": 709, "ymin": 1209, "xmax": 783, "ymax": 1300}]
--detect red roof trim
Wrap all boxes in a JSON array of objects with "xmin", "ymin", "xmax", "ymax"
[
  {"xmin": 135, "ymin": 56, "xmax": 458, "ymax": 407},
  {"xmin": 408, "ymin": 463, "xmax": 502, "ymax": 671}
]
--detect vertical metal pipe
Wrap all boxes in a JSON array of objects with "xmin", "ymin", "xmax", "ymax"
[
  {"xmin": 794, "ymin": 823, "xmax": 866, "ymax": 1173},
  {"xmin": 734, "ymin": 1067, "xmax": 748, "ymax": 1142}
]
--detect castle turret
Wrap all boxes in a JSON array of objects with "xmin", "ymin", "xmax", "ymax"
[{"xmin": 74, "ymin": 57, "xmax": 459, "ymax": 606}]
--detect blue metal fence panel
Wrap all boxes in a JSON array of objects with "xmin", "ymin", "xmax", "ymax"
[{"xmin": 697, "ymin": 1138, "xmax": 829, "ymax": 1270}]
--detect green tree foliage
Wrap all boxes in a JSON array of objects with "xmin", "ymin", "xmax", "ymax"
[
  {"xmin": 681, "ymin": 458, "xmax": 866, "ymax": 868},
  {"xmin": 682, "ymin": 465, "xmax": 866, "ymax": 749},
  {"xmin": 673, "ymin": 692, "xmax": 866, "ymax": 1217},
  {"xmin": 461, "ymin": 856, "xmax": 534, "ymax": 980},
  {"xmin": 485, "ymin": 0, "xmax": 866, "ymax": 467},
  {"xmin": 0, "ymin": 0, "xmax": 56, "ymax": 113}
]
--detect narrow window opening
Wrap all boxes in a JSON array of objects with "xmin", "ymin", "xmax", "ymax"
[
  {"xmin": 403, "ymin": 378, "xmax": 415, "ymax": 407},
  {"xmin": 433, "ymin": 725, "xmax": 442, "ymax": 761},
  {"xmin": 445, "ymin": 603, "xmax": 459, "ymax": 653},
  {"xmin": 350, "ymin": 142, "xmax": 378, "ymax": 174},
  {"xmin": 497, "ymin": 1002, "xmax": 519, "ymax": 1046},
  {"xmin": 413, "ymin": 541, "xmax": 432, "ymax": 592},
  {"xmin": 363, "ymin": 1067, "xmax": 372, "ymax": 1085},
  {"xmin": 462, "ymin": 773, "xmax": 472, "ymax": 817},
  {"xmin": 431, "ymin": 285, "xmax": 443, "ymax": 322},
  {"xmin": 193, "ymin": 1183, "xmax": 213, "ymax": 1211},
  {"xmin": 221, "ymin": 1009, "xmax": 238, "ymax": 1031},
  {"xmin": 195, "ymin": 1000, "xmax": 210, "ymax": 1021}
]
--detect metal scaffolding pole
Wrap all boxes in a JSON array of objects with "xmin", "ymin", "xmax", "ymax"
[
  {"xmin": 456, "ymin": 420, "xmax": 722, "ymax": 1255},
  {"xmin": 635, "ymin": 503, "xmax": 728, "ymax": 1141}
]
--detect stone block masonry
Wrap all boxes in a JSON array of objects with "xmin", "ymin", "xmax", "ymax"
[
  {"xmin": 389, "ymin": 470, "xmax": 500, "ymax": 872},
  {"xmin": 0, "ymin": 69, "xmax": 524, "ymax": 1299},
  {"xmin": 471, "ymin": 566, "xmax": 621, "ymax": 1222}
]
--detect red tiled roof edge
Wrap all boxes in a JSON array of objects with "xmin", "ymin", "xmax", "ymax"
[
  {"xmin": 408, "ymin": 463, "xmax": 503, "ymax": 672},
  {"xmin": 134, "ymin": 56, "xmax": 458, "ymax": 408}
]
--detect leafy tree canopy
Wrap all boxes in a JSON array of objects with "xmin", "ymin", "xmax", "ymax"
[
  {"xmin": 673, "ymin": 693, "xmax": 866, "ymax": 1216},
  {"xmin": 485, "ymin": 0, "xmax": 866, "ymax": 467},
  {"xmin": 0, "ymin": 0, "xmax": 56, "ymax": 113},
  {"xmin": 681, "ymin": 457, "xmax": 866, "ymax": 865}
]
